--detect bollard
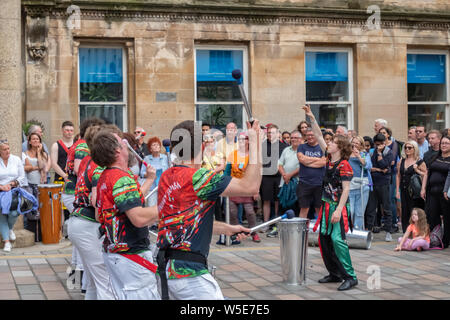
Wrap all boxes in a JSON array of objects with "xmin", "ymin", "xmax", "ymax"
[{"xmin": 279, "ymin": 217, "xmax": 309, "ymax": 285}]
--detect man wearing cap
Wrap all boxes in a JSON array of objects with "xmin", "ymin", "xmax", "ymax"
[{"xmin": 134, "ymin": 126, "xmax": 150, "ymax": 157}]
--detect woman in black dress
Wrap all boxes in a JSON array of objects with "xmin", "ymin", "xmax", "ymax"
[
  {"xmin": 421, "ymin": 135, "xmax": 450, "ymax": 248},
  {"xmin": 395, "ymin": 140, "xmax": 427, "ymax": 233}
]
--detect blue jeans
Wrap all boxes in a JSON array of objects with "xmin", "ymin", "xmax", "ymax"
[
  {"xmin": 0, "ymin": 211, "xmax": 19, "ymax": 241},
  {"xmin": 349, "ymin": 185, "xmax": 370, "ymax": 230}
]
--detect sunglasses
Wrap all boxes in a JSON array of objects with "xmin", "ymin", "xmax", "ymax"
[
  {"xmin": 134, "ymin": 131, "xmax": 142, "ymax": 134},
  {"xmin": 405, "ymin": 146, "xmax": 413, "ymax": 150},
  {"xmin": 0, "ymin": 139, "xmax": 8, "ymax": 144}
]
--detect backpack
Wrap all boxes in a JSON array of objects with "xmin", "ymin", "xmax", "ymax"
[{"xmin": 429, "ymin": 224, "xmax": 444, "ymax": 249}]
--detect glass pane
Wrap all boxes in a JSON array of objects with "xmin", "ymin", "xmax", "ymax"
[
  {"xmin": 408, "ymin": 83, "xmax": 446, "ymax": 102},
  {"xmin": 79, "ymin": 105, "xmax": 124, "ymax": 131},
  {"xmin": 408, "ymin": 104, "xmax": 446, "ymax": 132},
  {"xmin": 196, "ymin": 104, "xmax": 244, "ymax": 132},
  {"xmin": 306, "ymin": 51, "xmax": 349, "ymax": 101},
  {"xmin": 306, "ymin": 81, "xmax": 349, "ymax": 101},
  {"xmin": 79, "ymin": 48, "xmax": 123, "ymax": 102},
  {"xmin": 196, "ymin": 49, "xmax": 244, "ymax": 102},
  {"xmin": 310, "ymin": 104, "xmax": 348, "ymax": 132}
]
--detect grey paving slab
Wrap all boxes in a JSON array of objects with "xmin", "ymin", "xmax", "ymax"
[{"xmin": 17, "ymin": 284, "xmax": 43, "ymax": 295}]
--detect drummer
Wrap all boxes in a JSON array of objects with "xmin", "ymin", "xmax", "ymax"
[
  {"xmin": 62, "ymin": 117, "xmax": 105, "ymax": 294},
  {"xmin": 68, "ymin": 125, "xmax": 117, "ymax": 300},
  {"xmin": 91, "ymin": 128, "xmax": 159, "ymax": 300}
]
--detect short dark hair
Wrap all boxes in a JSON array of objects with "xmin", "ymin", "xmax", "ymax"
[
  {"xmin": 170, "ymin": 120, "xmax": 201, "ymax": 160},
  {"xmin": 282, "ymin": 131, "xmax": 290, "ymax": 136},
  {"xmin": 363, "ymin": 136, "xmax": 374, "ymax": 148},
  {"xmin": 91, "ymin": 130, "xmax": 121, "ymax": 167},
  {"xmin": 323, "ymin": 131, "xmax": 333, "ymax": 139},
  {"xmin": 80, "ymin": 117, "xmax": 106, "ymax": 139},
  {"xmin": 380, "ymin": 126, "xmax": 392, "ymax": 139},
  {"xmin": 201, "ymin": 123, "xmax": 211, "ymax": 128},
  {"xmin": 62, "ymin": 121, "xmax": 74, "ymax": 128},
  {"xmin": 373, "ymin": 133, "xmax": 386, "ymax": 143}
]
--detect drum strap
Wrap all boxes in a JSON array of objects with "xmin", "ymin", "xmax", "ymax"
[
  {"xmin": 119, "ymin": 253, "xmax": 158, "ymax": 273},
  {"xmin": 57, "ymin": 140, "xmax": 71, "ymax": 155},
  {"xmin": 157, "ymin": 249, "xmax": 208, "ymax": 300}
]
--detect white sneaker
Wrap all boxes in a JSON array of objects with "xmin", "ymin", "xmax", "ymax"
[
  {"xmin": 9, "ymin": 230, "xmax": 16, "ymax": 241},
  {"xmin": 3, "ymin": 242, "xmax": 11, "ymax": 252},
  {"xmin": 385, "ymin": 232, "xmax": 392, "ymax": 242}
]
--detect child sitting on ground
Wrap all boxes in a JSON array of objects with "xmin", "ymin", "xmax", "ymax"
[{"xmin": 395, "ymin": 208, "xmax": 430, "ymax": 252}]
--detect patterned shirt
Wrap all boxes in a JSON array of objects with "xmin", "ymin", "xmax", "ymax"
[
  {"xmin": 64, "ymin": 139, "xmax": 89, "ymax": 195},
  {"xmin": 96, "ymin": 167, "xmax": 149, "ymax": 254},
  {"xmin": 72, "ymin": 156, "xmax": 98, "ymax": 222},
  {"xmin": 157, "ymin": 166, "xmax": 232, "ymax": 279},
  {"xmin": 322, "ymin": 159, "xmax": 353, "ymax": 203}
]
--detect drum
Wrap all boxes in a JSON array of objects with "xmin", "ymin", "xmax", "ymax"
[{"xmin": 38, "ymin": 184, "xmax": 63, "ymax": 244}]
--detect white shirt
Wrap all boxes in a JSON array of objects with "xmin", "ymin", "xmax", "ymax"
[
  {"xmin": 278, "ymin": 146, "xmax": 300, "ymax": 187},
  {"xmin": 0, "ymin": 154, "xmax": 28, "ymax": 187}
]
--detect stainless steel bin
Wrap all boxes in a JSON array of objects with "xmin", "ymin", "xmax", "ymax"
[{"xmin": 279, "ymin": 217, "xmax": 309, "ymax": 285}]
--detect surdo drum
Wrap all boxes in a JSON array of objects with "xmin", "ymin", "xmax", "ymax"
[{"xmin": 38, "ymin": 184, "xmax": 63, "ymax": 244}]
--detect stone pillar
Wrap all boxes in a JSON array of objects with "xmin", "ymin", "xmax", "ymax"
[{"xmin": 0, "ymin": 0, "xmax": 35, "ymax": 248}]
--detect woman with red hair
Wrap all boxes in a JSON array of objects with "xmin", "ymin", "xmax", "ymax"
[{"xmin": 140, "ymin": 137, "xmax": 169, "ymax": 206}]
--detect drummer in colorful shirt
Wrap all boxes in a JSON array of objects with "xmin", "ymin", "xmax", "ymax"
[
  {"xmin": 156, "ymin": 119, "xmax": 263, "ymax": 300},
  {"xmin": 303, "ymin": 105, "xmax": 358, "ymax": 291},
  {"xmin": 91, "ymin": 128, "xmax": 159, "ymax": 300},
  {"xmin": 69, "ymin": 125, "xmax": 115, "ymax": 300}
]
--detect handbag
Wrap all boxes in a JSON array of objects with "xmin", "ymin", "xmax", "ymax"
[{"xmin": 408, "ymin": 173, "xmax": 422, "ymax": 200}]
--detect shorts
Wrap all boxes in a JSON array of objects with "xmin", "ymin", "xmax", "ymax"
[
  {"xmin": 260, "ymin": 175, "xmax": 281, "ymax": 201},
  {"xmin": 297, "ymin": 182, "xmax": 322, "ymax": 209}
]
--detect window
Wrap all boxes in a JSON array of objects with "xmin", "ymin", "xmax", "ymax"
[
  {"xmin": 78, "ymin": 47, "xmax": 127, "ymax": 131},
  {"xmin": 195, "ymin": 46, "xmax": 248, "ymax": 131},
  {"xmin": 305, "ymin": 49, "xmax": 353, "ymax": 131},
  {"xmin": 407, "ymin": 51, "xmax": 449, "ymax": 131}
]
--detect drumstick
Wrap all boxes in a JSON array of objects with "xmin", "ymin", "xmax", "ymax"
[
  {"xmin": 122, "ymin": 139, "xmax": 149, "ymax": 167},
  {"xmin": 145, "ymin": 186, "xmax": 158, "ymax": 200}
]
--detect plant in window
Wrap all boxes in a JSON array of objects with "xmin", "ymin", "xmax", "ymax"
[
  {"xmin": 81, "ymin": 83, "xmax": 116, "ymax": 102},
  {"xmin": 210, "ymin": 105, "xmax": 227, "ymax": 127}
]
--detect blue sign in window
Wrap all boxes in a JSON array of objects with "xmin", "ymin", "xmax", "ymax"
[
  {"xmin": 79, "ymin": 48, "xmax": 123, "ymax": 83},
  {"xmin": 407, "ymin": 54, "xmax": 446, "ymax": 84},
  {"xmin": 306, "ymin": 52, "xmax": 348, "ymax": 82},
  {"xmin": 196, "ymin": 50, "xmax": 243, "ymax": 82}
]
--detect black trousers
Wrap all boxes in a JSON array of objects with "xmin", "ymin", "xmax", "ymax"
[
  {"xmin": 366, "ymin": 184, "xmax": 392, "ymax": 232},
  {"xmin": 426, "ymin": 192, "xmax": 450, "ymax": 247},
  {"xmin": 400, "ymin": 188, "xmax": 425, "ymax": 233}
]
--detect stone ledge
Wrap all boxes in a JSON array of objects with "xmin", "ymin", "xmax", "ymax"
[{"xmin": 0, "ymin": 229, "xmax": 36, "ymax": 249}]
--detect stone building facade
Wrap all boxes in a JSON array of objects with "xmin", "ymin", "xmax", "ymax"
[{"xmin": 20, "ymin": 0, "xmax": 450, "ymax": 147}]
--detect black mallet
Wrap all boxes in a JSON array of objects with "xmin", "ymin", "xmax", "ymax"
[{"xmin": 232, "ymin": 69, "xmax": 254, "ymax": 125}]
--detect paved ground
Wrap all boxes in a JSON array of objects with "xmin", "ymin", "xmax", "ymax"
[{"xmin": 1, "ymin": 229, "xmax": 449, "ymax": 300}]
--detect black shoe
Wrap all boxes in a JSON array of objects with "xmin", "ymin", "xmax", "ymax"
[
  {"xmin": 337, "ymin": 278, "xmax": 358, "ymax": 291},
  {"xmin": 372, "ymin": 227, "xmax": 380, "ymax": 234},
  {"xmin": 318, "ymin": 275, "xmax": 342, "ymax": 283},
  {"xmin": 216, "ymin": 235, "xmax": 226, "ymax": 245}
]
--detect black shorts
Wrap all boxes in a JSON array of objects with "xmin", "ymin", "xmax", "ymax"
[
  {"xmin": 260, "ymin": 175, "xmax": 280, "ymax": 201},
  {"xmin": 297, "ymin": 182, "xmax": 322, "ymax": 209}
]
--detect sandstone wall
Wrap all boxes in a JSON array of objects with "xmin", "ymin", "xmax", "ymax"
[{"xmin": 22, "ymin": 1, "xmax": 450, "ymax": 145}]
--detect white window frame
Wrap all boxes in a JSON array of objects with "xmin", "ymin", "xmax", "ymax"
[
  {"xmin": 305, "ymin": 47, "xmax": 354, "ymax": 129},
  {"xmin": 77, "ymin": 45, "xmax": 128, "ymax": 132},
  {"xmin": 407, "ymin": 49, "xmax": 450, "ymax": 128},
  {"xmin": 194, "ymin": 45, "xmax": 249, "ymax": 127}
]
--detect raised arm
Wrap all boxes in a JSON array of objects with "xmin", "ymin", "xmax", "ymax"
[{"xmin": 302, "ymin": 105, "xmax": 327, "ymax": 152}]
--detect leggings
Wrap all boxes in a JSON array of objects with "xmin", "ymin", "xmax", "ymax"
[
  {"xmin": 229, "ymin": 201, "xmax": 256, "ymax": 230},
  {"xmin": 398, "ymin": 237, "xmax": 429, "ymax": 251}
]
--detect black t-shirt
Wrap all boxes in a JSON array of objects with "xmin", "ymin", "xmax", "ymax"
[{"xmin": 428, "ymin": 156, "xmax": 450, "ymax": 194}]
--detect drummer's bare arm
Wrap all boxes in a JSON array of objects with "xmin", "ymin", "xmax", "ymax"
[
  {"xmin": 302, "ymin": 105, "xmax": 327, "ymax": 152},
  {"xmin": 74, "ymin": 159, "xmax": 81, "ymax": 175},
  {"xmin": 213, "ymin": 221, "xmax": 250, "ymax": 240},
  {"xmin": 125, "ymin": 206, "xmax": 159, "ymax": 228},
  {"xmin": 140, "ymin": 164, "xmax": 156, "ymax": 196},
  {"xmin": 221, "ymin": 120, "xmax": 262, "ymax": 198}
]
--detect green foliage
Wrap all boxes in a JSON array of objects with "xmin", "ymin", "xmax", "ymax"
[
  {"xmin": 22, "ymin": 118, "xmax": 45, "ymax": 137},
  {"xmin": 80, "ymin": 84, "xmax": 116, "ymax": 102}
]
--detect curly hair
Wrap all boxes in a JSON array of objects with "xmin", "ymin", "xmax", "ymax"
[
  {"xmin": 147, "ymin": 136, "xmax": 162, "ymax": 152},
  {"xmin": 334, "ymin": 135, "xmax": 352, "ymax": 160},
  {"xmin": 410, "ymin": 208, "xmax": 429, "ymax": 237}
]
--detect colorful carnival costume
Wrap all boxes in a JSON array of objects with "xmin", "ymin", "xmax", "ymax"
[
  {"xmin": 157, "ymin": 165, "xmax": 232, "ymax": 300},
  {"xmin": 313, "ymin": 159, "xmax": 358, "ymax": 289},
  {"xmin": 96, "ymin": 167, "xmax": 160, "ymax": 300}
]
